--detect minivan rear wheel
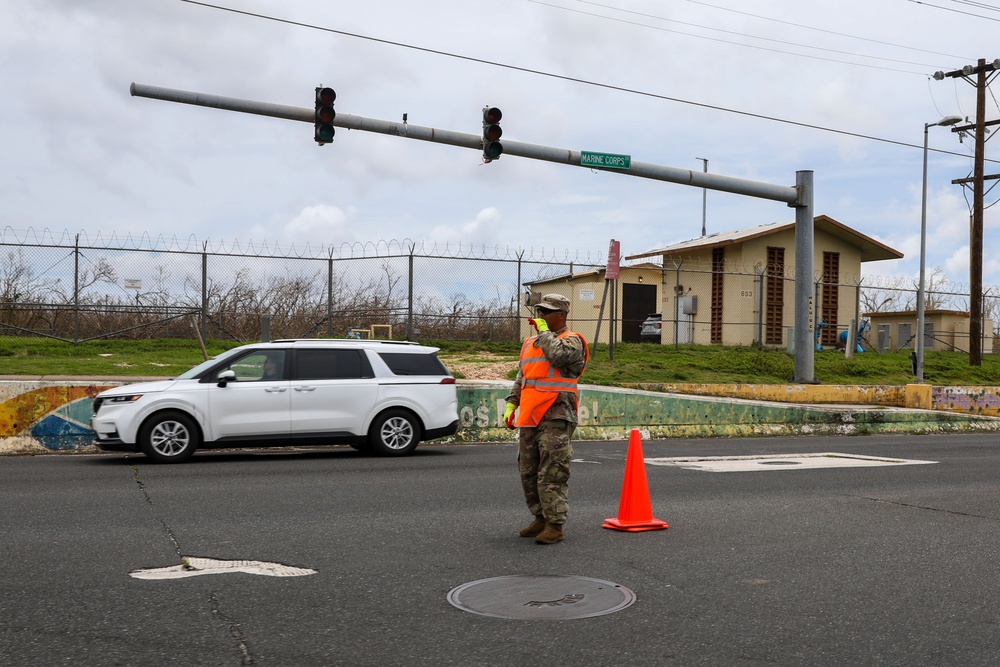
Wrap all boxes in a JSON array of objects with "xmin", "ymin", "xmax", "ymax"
[
  {"xmin": 368, "ymin": 409, "xmax": 420, "ymax": 456},
  {"xmin": 139, "ymin": 411, "xmax": 200, "ymax": 463}
]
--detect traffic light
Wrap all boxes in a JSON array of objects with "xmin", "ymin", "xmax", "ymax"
[
  {"xmin": 482, "ymin": 106, "xmax": 502, "ymax": 162},
  {"xmin": 314, "ymin": 86, "xmax": 336, "ymax": 145}
]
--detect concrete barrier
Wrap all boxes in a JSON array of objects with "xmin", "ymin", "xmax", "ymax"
[{"xmin": 3, "ymin": 378, "xmax": 1000, "ymax": 455}]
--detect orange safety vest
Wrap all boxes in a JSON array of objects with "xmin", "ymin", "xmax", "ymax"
[{"xmin": 515, "ymin": 330, "xmax": 590, "ymax": 427}]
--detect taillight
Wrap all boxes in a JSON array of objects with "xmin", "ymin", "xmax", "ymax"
[{"xmin": 440, "ymin": 377, "xmax": 456, "ymax": 384}]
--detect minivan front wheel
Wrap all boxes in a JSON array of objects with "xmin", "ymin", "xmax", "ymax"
[
  {"xmin": 368, "ymin": 409, "xmax": 420, "ymax": 456},
  {"xmin": 140, "ymin": 411, "xmax": 200, "ymax": 463}
]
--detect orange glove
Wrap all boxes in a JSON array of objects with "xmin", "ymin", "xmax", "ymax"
[{"xmin": 504, "ymin": 402, "xmax": 517, "ymax": 429}]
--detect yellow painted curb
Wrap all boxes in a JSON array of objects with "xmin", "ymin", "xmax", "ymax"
[{"xmin": 904, "ymin": 384, "xmax": 933, "ymax": 410}]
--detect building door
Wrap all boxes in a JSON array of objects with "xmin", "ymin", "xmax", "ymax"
[{"xmin": 622, "ymin": 283, "xmax": 657, "ymax": 343}]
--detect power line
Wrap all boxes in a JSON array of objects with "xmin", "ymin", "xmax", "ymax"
[
  {"xmin": 906, "ymin": 0, "xmax": 1000, "ymax": 21},
  {"xmin": 178, "ymin": 0, "xmax": 986, "ymax": 162},
  {"xmin": 670, "ymin": 0, "xmax": 971, "ymax": 60},
  {"xmin": 942, "ymin": 0, "xmax": 1000, "ymax": 13},
  {"xmin": 559, "ymin": 0, "xmax": 952, "ymax": 70}
]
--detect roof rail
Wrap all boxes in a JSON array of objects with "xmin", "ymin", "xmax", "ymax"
[{"xmin": 269, "ymin": 338, "xmax": 421, "ymax": 345}]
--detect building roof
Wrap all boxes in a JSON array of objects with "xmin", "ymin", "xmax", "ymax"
[
  {"xmin": 625, "ymin": 214, "xmax": 903, "ymax": 263},
  {"xmin": 524, "ymin": 262, "xmax": 661, "ymax": 286}
]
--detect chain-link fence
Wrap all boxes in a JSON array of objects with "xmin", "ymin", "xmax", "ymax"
[
  {"xmin": 0, "ymin": 228, "xmax": 603, "ymax": 343},
  {"xmin": 2, "ymin": 227, "xmax": 998, "ymax": 351},
  {"xmin": 654, "ymin": 265, "xmax": 999, "ymax": 353}
]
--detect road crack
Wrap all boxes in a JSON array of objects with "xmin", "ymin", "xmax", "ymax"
[
  {"xmin": 210, "ymin": 592, "xmax": 257, "ymax": 666},
  {"xmin": 130, "ymin": 463, "xmax": 184, "ymax": 561},
  {"xmin": 847, "ymin": 494, "xmax": 1000, "ymax": 520}
]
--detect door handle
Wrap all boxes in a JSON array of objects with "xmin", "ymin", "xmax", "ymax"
[
  {"xmin": 294, "ymin": 386, "xmax": 316, "ymax": 392},
  {"xmin": 265, "ymin": 387, "xmax": 287, "ymax": 393}
]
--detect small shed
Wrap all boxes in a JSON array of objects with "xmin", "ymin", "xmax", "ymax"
[{"xmin": 864, "ymin": 309, "xmax": 993, "ymax": 353}]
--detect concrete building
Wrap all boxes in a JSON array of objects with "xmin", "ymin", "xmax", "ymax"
[
  {"xmin": 865, "ymin": 309, "xmax": 993, "ymax": 354},
  {"xmin": 526, "ymin": 215, "xmax": 903, "ymax": 347}
]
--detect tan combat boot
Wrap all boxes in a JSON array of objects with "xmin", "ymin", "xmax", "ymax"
[
  {"xmin": 534, "ymin": 523, "xmax": 564, "ymax": 544},
  {"xmin": 519, "ymin": 516, "xmax": 546, "ymax": 538}
]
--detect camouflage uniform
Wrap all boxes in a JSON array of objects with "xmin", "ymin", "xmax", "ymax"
[{"xmin": 507, "ymin": 325, "xmax": 587, "ymax": 526}]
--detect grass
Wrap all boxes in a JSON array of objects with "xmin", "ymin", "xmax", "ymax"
[
  {"xmin": 0, "ymin": 336, "xmax": 236, "ymax": 377},
  {"xmin": 2, "ymin": 335, "xmax": 1000, "ymax": 386}
]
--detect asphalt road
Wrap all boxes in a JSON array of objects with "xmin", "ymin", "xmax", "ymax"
[{"xmin": 4, "ymin": 433, "xmax": 1000, "ymax": 666}]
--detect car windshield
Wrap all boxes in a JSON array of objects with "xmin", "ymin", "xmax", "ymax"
[{"xmin": 174, "ymin": 347, "xmax": 245, "ymax": 380}]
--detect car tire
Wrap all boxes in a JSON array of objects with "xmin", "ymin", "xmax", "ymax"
[
  {"xmin": 139, "ymin": 411, "xmax": 200, "ymax": 463},
  {"xmin": 368, "ymin": 409, "xmax": 420, "ymax": 456}
]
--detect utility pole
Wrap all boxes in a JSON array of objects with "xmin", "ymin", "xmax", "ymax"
[{"xmin": 935, "ymin": 58, "xmax": 1000, "ymax": 366}]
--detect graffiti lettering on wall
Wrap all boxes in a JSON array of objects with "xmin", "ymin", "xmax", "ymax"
[{"xmin": 458, "ymin": 397, "xmax": 603, "ymax": 429}]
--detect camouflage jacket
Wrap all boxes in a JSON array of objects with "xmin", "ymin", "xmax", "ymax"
[{"xmin": 506, "ymin": 326, "xmax": 588, "ymax": 424}]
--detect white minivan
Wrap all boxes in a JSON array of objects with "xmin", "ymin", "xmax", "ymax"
[{"xmin": 91, "ymin": 339, "xmax": 459, "ymax": 462}]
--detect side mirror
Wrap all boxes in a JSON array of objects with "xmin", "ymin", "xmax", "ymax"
[{"xmin": 217, "ymin": 369, "xmax": 236, "ymax": 387}]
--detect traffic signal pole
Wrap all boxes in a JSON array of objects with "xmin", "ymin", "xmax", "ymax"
[{"xmin": 129, "ymin": 82, "xmax": 816, "ymax": 381}]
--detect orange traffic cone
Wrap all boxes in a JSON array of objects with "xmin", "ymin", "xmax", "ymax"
[{"xmin": 602, "ymin": 429, "xmax": 668, "ymax": 532}]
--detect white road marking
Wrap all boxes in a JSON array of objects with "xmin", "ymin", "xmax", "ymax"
[
  {"xmin": 645, "ymin": 453, "xmax": 938, "ymax": 472},
  {"xmin": 130, "ymin": 556, "xmax": 317, "ymax": 580}
]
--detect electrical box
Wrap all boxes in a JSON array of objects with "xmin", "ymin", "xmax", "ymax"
[{"xmin": 680, "ymin": 295, "xmax": 698, "ymax": 315}]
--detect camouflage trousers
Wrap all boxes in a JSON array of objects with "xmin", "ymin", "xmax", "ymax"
[{"xmin": 518, "ymin": 419, "xmax": 575, "ymax": 526}]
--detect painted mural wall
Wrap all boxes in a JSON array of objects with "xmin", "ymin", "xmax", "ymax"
[{"xmin": 3, "ymin": 380, "xmax": 999, "ymax": 455}]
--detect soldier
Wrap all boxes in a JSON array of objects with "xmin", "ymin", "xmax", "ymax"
[{"xmin": 504, "ymin": 293, "xmax": 589, "ymax": 544}]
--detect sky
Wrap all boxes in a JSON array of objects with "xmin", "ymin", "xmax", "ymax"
[{"xmin": 2, "ymin": 0, "xmax": 999, "ymax": 289}]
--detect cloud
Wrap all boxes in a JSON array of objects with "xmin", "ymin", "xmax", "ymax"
[
  {"xmin": 246, "ymin": 204, "xmax": 355, "ymax": 250},
  {"xmin": 428, "ymin": 207, "xmax": 503, "ymax": 245}
]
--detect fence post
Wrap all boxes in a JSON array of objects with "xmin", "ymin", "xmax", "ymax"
[
  {"xmin": 201, "ymin": 243, "xmax": 208, "ymax": 342},
  {"xmin": 814, "ymin": 279, "xmax": 821, "ymax": 350},
  {"xmin": 673, "ymin": 261, "xmax": 683, "ymax": 350},
  {"xmin": 407, "ymin": 244, "xmax": 415, "ymax": 341},
  {"xmin": 854, "ymin": 279, "xmax": 863, "ymax": 354},
  {"xmin": 73, "ymin": 234, "xmax": 80, "ymax": 344},
  {"xmin": 594, "ymin": 279, "xmax": 610, "ymax": 349},
  {"xmin": 755, "ymin": 267, "xmax": 764, "ymax": 349},
  {"xmin": 327, "ymin": 251, "xmax": 334, "ymax": 336},
  {"xmin": 516, "ymin": 251, "xmax": 523, "ymax": 339}
]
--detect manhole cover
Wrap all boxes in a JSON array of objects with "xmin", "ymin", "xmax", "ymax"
[{"xmin": 447, "ymin": 575, "xmax": 636, "ymax": 620}]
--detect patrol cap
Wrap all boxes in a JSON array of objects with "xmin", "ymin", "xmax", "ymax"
[{"xmin": 537, "ymin": 293, "xmax": 571, "ymax": 313}]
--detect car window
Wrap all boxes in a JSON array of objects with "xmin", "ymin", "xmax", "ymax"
[
  {"xmin": 177, "ymin": 346, "xmax": 244, "ymax": 380},
  {"xmin": 216, "ymin": 350, "xmax": 287, "ymax": 382},
  {"xmin": 377, "ymin": 351, "xmax": 450, "ymax": 376},
  {"xmin": 294, "ymin": 349, "xmax": 372, "ymax": 380}
]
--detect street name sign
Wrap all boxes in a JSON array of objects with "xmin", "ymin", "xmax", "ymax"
[{"xmin": 581, "ymin": 151, "xmax": 631, "ymax": 170}]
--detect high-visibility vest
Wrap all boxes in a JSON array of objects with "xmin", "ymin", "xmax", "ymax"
[{"xmin": 515, "ymin": 330, "xmax": 589, "ymax": 427}]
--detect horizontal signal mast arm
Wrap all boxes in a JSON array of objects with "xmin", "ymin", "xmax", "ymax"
[{"xmin": 129, "ymin": 82, "xmax": 799, "ymax": 204}]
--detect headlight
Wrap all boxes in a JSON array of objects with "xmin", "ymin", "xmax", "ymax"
[
  {"xmin": 107, "ymin": 395, "xmax": 143, "ymax": 404},
  {"xmin": 94, "ymin": 394, "xmax": 142, "ymax": 415},
  {"xmin": 93, "ymin": 394, "xmax": 143, "ymax": 414}
]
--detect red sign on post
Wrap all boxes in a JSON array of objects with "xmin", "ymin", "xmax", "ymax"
[{"xmin": 606, "ymin": 239, "xmax": 621, "ymax": 280}]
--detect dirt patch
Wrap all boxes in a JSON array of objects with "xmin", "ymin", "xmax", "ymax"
[{"xmin": 442, "ymin": 352, "xmax": 517, "ymax": 381}]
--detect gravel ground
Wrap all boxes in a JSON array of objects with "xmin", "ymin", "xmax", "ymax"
[{"xmin": 441, "ymin": 352, "xmax": 516, "ymax": 381}]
